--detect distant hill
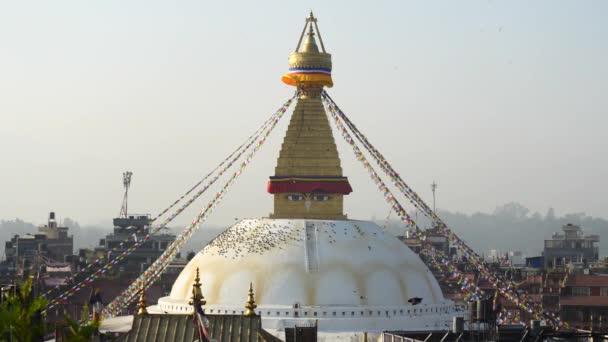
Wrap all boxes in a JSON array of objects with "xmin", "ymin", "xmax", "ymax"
[
  {"xmin": 2, "ymin": 202, "xmax": 606, "ymax": 260},
  {"xmin": 381, "ymin": 202, "xmax": 608, "ymax": 258}
]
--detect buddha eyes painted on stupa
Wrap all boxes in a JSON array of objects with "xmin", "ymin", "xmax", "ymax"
[
  {"xmin": 312, "ymin": 194, "xmax": 329, "ymax": 201},
  {"xmin": 287, "ymin": 194, "xmax": 304, "ymax": 201}
]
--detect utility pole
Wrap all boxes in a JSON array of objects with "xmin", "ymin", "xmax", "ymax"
[{"xmin": 431, "ymin": 181, "xmax": 438, "ymax": 213}]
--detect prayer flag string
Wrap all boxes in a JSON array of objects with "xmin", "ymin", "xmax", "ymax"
[
  {"xmin": 322, "ymin": 91, "xmax": 560, "ymax": 327},
  {"xmin": 101, "ymin": 93, "xmax": 297, "ymax": 317},
  {"xmin": 44, "ymin": 93, "xmax": 297, "ymax": 313}
]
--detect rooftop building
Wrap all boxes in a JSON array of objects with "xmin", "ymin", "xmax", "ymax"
[
  {"xmin": 100, "ymin": 214, "xmax": 175, "ymax": 274},
  {"xmin": 4, "ymin": 212, "xmax": 73, "ymax": 277},
  {"xmin": 544, "ymin": 223, "xmax": 599, "ymax": 269}
]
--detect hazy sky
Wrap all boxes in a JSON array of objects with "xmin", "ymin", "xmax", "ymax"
[{"xmin": 1, "ymin": 1, "xmax": 606, "ymax": 229}]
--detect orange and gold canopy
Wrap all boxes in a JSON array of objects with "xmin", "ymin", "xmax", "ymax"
[{"xmin": 281, "ymin": 12, "xmax": 333, "ymax": 88}]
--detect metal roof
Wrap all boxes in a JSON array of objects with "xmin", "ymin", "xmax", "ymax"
[{"xmin": 118, "ymin": 314, "xmax": 281, "ymax": 342}]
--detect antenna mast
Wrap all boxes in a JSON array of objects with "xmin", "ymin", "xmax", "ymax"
[
  {"xmin": 431, "ymin": 181, "xmax": 438, "ymax": 213},
  {"xmin": 120, "ymin": 171, "xmax": 133, "ymax": 218}
]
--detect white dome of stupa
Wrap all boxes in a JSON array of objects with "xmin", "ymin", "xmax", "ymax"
[
  {"xmin": 166, "ymin": 219, "xmax": 442, "ymax": 306},
  {"xmin": 157, "ymin": 218, "xmax": 460, "ymax": 336}
]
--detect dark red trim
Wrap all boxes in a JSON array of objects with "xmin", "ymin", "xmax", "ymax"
[{"xmin": 267, "ymin": 181, "xmax": 352, "ymax": 194}]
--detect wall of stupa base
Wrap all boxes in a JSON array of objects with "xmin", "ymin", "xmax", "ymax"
[
  {"xmin": 270, "ymin": 193, "xmax": 346, "ymax": 219},
  {"xmin": 154, "ymin": 302, "xmax": 464, "ymax": 339}
]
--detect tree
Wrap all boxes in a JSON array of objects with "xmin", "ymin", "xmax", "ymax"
[
  {"xmin": 0, "ymin": 278, "xmax": 101, "ymax": 341},
  {"xmin": 493, "ymin": 202, "xmax": 530, "ymax": 220},
  {"xmin": 0, "ymin": 277, "xmax": 47, "ymax": 341},
  {"xmin": 61, "ymin": 304, "xmax": 101, "ymax": 342},
  {"xmin": 62, "ymin": 218, "xmax": 81, "ymax": 230}
]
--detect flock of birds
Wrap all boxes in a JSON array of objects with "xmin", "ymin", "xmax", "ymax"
[
  {"xmin": 200, "ymin": 219, "xmax": 387, "ymax": 260},
  {"xmin": 202, "ymin": 219, "xmax": 304, "ymax": 259}
]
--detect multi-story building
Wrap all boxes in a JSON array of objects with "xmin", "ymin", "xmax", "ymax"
[
  {"xmin": 99, "ymin": 214, "xmax": 175, "ymax": 274},
  {"xmin": 560, "ymin": 274, "xmax": 608, "ymax": 330},
  {"xmin": 544, "ymin": 223, "xmax": 599, "ymax": 268},
  {"xmin": 37, "ymin": 212, "xmax": 73, "ymax": 263},
  {"xmin": 4, "ymin": 212, "xmax": 74, "ymax": 277}
]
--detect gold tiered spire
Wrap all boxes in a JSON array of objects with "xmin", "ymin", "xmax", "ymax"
[
  {"xmin": 269, "ymin": 13, "xmax": 352, "ymax": 220},
  {"xmin": 189, "ymin": 267, "xmax": 206, "ymax": 307},
  {"xmin": 136, "ymin": 283, "xmax": 148, "ymax": 315},
  {"xmin": 244, "ymin": 282, "xmax": 257, "ymax": 316}
]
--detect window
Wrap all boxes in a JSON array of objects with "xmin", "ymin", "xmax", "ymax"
[
  {"xmin": 601, "ymin": 287, "xmax": 608, "ymax": 296},
  {"xmin": 572, "ymin": 287, "xmax": 590, "ymax": 296}
]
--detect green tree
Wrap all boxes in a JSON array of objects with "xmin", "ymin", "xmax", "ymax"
[
  {"xmin": 61, "ymin": 304, "xmax": 101, "ymax": 342},
  {"xmin": 0, "ymin": 277, "xmax": 47, "ymax": 341}
]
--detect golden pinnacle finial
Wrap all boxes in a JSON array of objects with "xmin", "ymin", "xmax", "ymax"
[
  {"xmin": 189, "ymin": 267, "xmax": 206, "ymax": 307},
  {"xmin": 136, "ymin": 282, "xmax": 148, "ymax": 315},
  {"xmin": 244, "ymin": 282, "xmax": 257, "ymax": 316},
  {"xmin": 283, "ymin": 12, "xmax": 332, "ymax": 87}
]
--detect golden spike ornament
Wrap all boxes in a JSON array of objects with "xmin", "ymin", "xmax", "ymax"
[
  {"xmin": 189, "ymin": 267, "xmax": 206, "ymax": 307},
  {"xmin": 244, "ymin": 282, "xmax": 257, "ymax": 316},
  {"xmin": 136, "ymin": 282, "xmax": 148, "ymax": 315}
]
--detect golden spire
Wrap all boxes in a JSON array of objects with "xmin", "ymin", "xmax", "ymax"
[
  {"xmin": 270, "ymin": 13, "xmax": 351, "ymax": 220},
  {"xmin": 301, "ymin": 14, "xmax": 319, "ymax": 53},
  {"xmin": 282, "ymin": 12, "xmax": 332, "ymax": 88},
  {"xmin": 189, "ymin": 267, "xmax": 206, "ymax": 307},
  {"xmin": 244, "ymin": 282, "xmax": 257, "ymax": 316},
  {"xmin": 136, "ymin": 282, "xmax": 148, "ymax": 315}
]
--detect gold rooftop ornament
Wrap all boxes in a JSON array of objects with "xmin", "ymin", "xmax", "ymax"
[
  {"xmin": 244, "ymin": 282, "xmax": 258, "ymax": 316},
  {"xmin": 136, "ymin": 283, "xmax": 148, "ymax": 315},
  {"xmin": 189, "ymin": 267, "xmax": 206, "ymax": 307},
  {"xmin": 269, "ymin": 12, "xmax": 352, "ymax": 220},
  {"xmin": 281, "ymin": 12, "xmax": 333, "ymax": 88}
]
